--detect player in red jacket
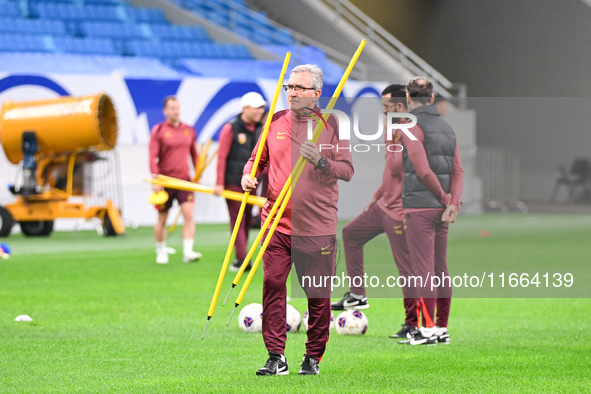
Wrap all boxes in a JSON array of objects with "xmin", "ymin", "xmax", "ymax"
[
  {"xmin": 242, "ymin": 64, "xmax": 353, "ymax": 376},
  {"xmin": 149, "ymin": 96, "xmax": 202, "ymax": 264}
]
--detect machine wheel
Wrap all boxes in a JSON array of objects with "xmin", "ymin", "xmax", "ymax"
[
  {"xmin": 20, "ymin": 220, "xmax": 54, "ymax": 237},
  {"xmin": 102, "ymin": 214, "xmax": 117, "ymax": 237},
  {"xmin": 0, "ymin": 206, "xmax": 15, "ymax": 237}
]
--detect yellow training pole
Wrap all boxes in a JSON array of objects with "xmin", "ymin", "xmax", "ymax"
[
  {"xmin": 227, "ymin": 40, "xmax": 366, "ymax": 322},
  {"xmin": 195, "ymin": 149, "xmax": 217, "ymax": 181},
  {"xmin": 169, "ymin": 140, "xmax": 213, "ymax": 234},
  {"xmin": 202, "ymin": 51, "xmax": 291, "ymax": 339},
  {"xmin": 227, "ymin": 187, "xmax": 292, "ymax": 325},
  {"xmin": 221, "ymin": 171, "xmax": 291, "ymax": 306},
  {"xmin": 147, "ymin": 177, "xmax": 266, "ymax": 207}
]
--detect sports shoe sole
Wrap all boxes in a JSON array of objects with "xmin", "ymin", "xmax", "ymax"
[
  {"xmin": 409, "ymin": 338, "xmax": 437, "ymax": 345},
  {"xmin": 256, "ymin": 367, "xmax": 289, "ymax": 376},
  {"xmin": 182, "ymin": 254, "xmax": 202, "ymax": 263},
  {"xmin": 343, "ymin": 302, "xmax": 369, "ymax": 310}
]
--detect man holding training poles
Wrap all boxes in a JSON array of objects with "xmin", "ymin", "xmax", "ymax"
[{"xmin": 242, "ymin": 64, "xmax": 353, "ymax": 376}]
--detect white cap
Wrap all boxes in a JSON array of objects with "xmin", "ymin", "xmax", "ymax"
[{"xmin": 241, "ymin": 92, "xmax": 267, "ymax": 108}]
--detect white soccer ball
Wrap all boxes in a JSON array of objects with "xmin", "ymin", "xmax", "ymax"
[
  {"xmin": 238, "ymin": 303, "xmax": 263, "ymax": 333},
  {"xmin": 302, "ymin": 310, "xmax": 335, "ymax": 332},
  {"xmin": 335, "ymin": 310, "xmax": 368, "ymax": 335},
  {"xmin": 286, "ymin": 304, "xmax": 302, "ymax": 333}
]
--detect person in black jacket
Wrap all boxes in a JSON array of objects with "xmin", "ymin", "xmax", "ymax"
[{"xmin": 215, "ymin": 92, "xmax": 267, "ymax": 272}]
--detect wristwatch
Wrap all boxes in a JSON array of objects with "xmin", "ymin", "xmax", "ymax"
[{"xmin": 315, "ymin": 156, "xmax": 328, "ymax": 171}]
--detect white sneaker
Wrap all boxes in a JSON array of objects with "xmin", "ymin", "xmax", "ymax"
[
  {"xmin": 182, "ymin": 250, "xmax": 202, "ymax": 263},
  {"xmin": 156, "ymin": 250, "xmax": 169, "ymax": 264},
  {"xmin": 409, "ymin": 326, "xmax": 437, "ymax": 345}
]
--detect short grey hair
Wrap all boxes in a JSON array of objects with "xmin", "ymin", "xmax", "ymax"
[{"xmin": 290, "ymin": 64, "xmax": 323, "ymax": 91}]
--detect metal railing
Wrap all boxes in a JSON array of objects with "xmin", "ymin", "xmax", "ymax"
[{"xmin": 314, "ymin": 0, "xmax": 469, "ymax": 99}]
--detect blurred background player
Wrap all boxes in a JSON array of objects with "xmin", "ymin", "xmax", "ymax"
[
  {"xmin": 242, "ymin": 64, "xmax": 353, "ymax": 376},
  {"xmin": 214, "ymin": 92, "xmax": 267, "ymax": 272},
  {"xmin": 149, "ymin": 96, "xmax": 203, "ymax": 264},
  {"xmin": 434, "ymin": 93, "xmax": 449, "ymax": 117},
  {"xmin": 331, "ymin": 84, "xmax": 418, "ymax": 339},
  {"xmin": 398, "ymin": 77, "xmax": 464, "ymax": 345}
]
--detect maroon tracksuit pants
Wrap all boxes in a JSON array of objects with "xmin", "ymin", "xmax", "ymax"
[
  {"xmin": 404, "ymin": 209, "xmax": 452, "ymax": 328},
  {"xmin": 342, "ymin": 203, "xmax": 418, "ymax": 327},
  {"xmin": 225, "ymin": 183, "xmax": 252, "ymax": 261},
  {"xmin": 262, "ymin": 230, "xmax": 335, "ymax": 362}
]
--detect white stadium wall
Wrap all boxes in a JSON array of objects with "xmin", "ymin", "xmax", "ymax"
[{"xmin": 0, "ymin": 73, "xmax": 480, "ymax": 231}]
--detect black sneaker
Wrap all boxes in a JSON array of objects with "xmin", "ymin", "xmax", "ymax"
[
  {"xmin": 397, "ymin": 328, "xmax": 419, "ymax": 344},
  {"xmin": 398, "ymin": 328, "xmax": 436, "ymax": 345},
  {"xmin": 435, "ymin": 327, "xmax": 450, "ymax": 344},
  {"xmin": 256, "ymin": 352, "xmax": 289, "ymax": 376},
  {"xmin": 331, "ymin": 291, "xmax": 350, "ymax": 310},
  {"xmin": 343, "ymin": 294, "xmax": 369, "ymax": 310},
  {"xmin": 389, "ymin": 323, "xmax": 414, "ymax": 338},
  {"xmin": 229, "ymin": 259, "xmax": 251, "ymax": 273},
  {"xmin": 409, "ymin": 328, "xmax": 437, "ymax": 346},
  {"xmin": 298, "ymin": 355, "xmax": 319, "ymax": 375}
]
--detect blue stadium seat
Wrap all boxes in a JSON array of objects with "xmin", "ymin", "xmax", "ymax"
[
  {"xmin": 177, "ymin": 58, "xmax": 282, "ymax": 79},
  {"xmin": 127, "ymin": 7, "xmax": 167, "ymax": 23},
  {"xmin": 0, "ymin": 33, "xmax": 51, "ymax": 52},
  {"xmin": 53, "ymin": 36, "xmax": 117, "ymax": 55},
  {"xmin": 0, "ymin": 52, "xmax": 182, "ymax": 77},
  {"xmin": 274, "ymin": 28, "xmax": 293, "ymax": 45},
  {"xmin": 0, "ymin": 2, "xmax": 21, "ymax": 17},
  {"xmin": 26, "ymin": 0, "xmax": 77, "ymax": 3},
  {"xmin": 150, "ymin": 25, "xmax": 209, "ymax": 41},
  {"xmin": 0, "ymin": 18, "xmax": 67, "ymax": 36},
  {"xmin": 33, "ymin": 3, "xmax": 124, "ymax": 21},
  {"xmin": 81, "ymin": 21, "xmax": 148, "ymax": 39},
  {"xmin": 84, "ymin": 0, "xmax": 125, "ymax": 5}
]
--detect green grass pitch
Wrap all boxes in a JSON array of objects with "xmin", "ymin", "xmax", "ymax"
[{"xmin": 1, "ymin": 214, "xmax": 590, "ymax": 392}]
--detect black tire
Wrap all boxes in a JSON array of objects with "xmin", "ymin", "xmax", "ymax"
[
  {"xmin": 20, "ymin": 220, "xmax": 54, "ymax": 237},
  {"xmin": 103, "ymin": 214, "xmax": 117, "ymax": 237},
  {"xmin": 0, "ymin": 206, "xmax": 15, "ymax": 237}
]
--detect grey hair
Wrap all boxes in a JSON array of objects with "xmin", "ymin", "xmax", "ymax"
[{"xmin": 290, "ymin": 64, "xmax": 323, "ymax": 91}]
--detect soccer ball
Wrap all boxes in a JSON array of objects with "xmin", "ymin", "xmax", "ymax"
[
  {"xmin": 286, "ymin": 304, "xmax": 301, "ymax": 333},
  {"xmin": 335, "ymin": 310, "xmax": 368, "ymax": 335},
  {"xmin": 238, "ymin": 303, "xmax": 263, "ymax": 333},
  {"xmin": 302, "ymin": 310, "xmax": 335, "ymax": 332},
  {"xmin": 0, "ymin": 243, "xmax": 10, "ymax": 259}
]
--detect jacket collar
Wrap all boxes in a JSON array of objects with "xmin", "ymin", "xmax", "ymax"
[{"xmin": 410, "ymin": 104, "xmax": 440, "ymax": 117}]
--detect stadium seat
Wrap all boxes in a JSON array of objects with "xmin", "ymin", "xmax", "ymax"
[
  {"xmin": 33, "ymin": 3, "xmax": 125, "ymax": 22},
  {"xmin": 84, "ymin": 0, "xmax": 125, "ymax": 5},
  {"xmin": 0, "ymin": 2, "xmax": 21, "ymax": 17},
  {"xmin": 0, "ymin": 33, "xmax": 52, "ymax": 52},
  {"xmin": 0, "ymin": 18, "xmax": 67, "ymax": 36},
  {"xmin": 0, "ymin": 52, "xmax": 182, "ymax": 77},
  {"xmin": 80, "ymin": 21, "xmax": 149, "ymax": 39},
  {"xmin": 53, "ymin": 36, "xmax": 117, "ymax": 55},
  {"xmin": 127, "ymin": 7, "xmax": 168, "ymax": 23},
  {"xmin": 150, "ymin": 25, "xmax": 209, "ymax": 41},
  {"xmin": 177, "ymin": 58, "xmax": 281, "ymax": 78}
]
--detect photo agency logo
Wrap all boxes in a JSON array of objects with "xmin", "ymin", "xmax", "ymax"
[{"xmin": 304, "ymin": 107, "xmax": 418, "ymax": 153}]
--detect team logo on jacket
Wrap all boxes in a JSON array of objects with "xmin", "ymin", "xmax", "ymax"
[
  {"xmin": 238, "ymin": 133, "xmax": 247, "ymax": 144},
  {"xmin": 183, "ymin": 129, "xmax": 190, "ymax": 136}
]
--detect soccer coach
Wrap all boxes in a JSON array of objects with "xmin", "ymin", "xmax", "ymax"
[
  {"xmin": 242, "ymin": 64, "xmax": 353, "ymax": 375},
  {"xmin": 399, "ymin": 77, "xmax": 464, "ymax": 345}
]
